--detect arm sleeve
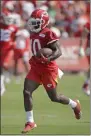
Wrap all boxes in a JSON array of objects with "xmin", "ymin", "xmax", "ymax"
[{"xmin": 45, "ymin": 30, "xmax": 59, "ymax": 45}]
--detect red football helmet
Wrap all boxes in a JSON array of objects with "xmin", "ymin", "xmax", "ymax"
[{"xmin": 27, "ymin": 9, "xmax": 49, "ymax": 33}]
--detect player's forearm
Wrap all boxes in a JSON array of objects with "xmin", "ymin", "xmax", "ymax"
[
  {"xmin": 47, "ymin": 42, "xmax": 62, "ymax": 61},
  {"xmin": 48, "ymin": 49, "xmax": 62, "ymax": 61}
]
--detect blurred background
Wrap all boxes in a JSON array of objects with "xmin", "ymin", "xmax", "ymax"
[
  {"xmin": 1, "ymin": 0, "xmax": 90, "ymax": 76},
  {"xmin": 1, "ymin": 0, "xmax": 90, "ymax": 135},
  {"xmin": 1, "ymin": 0, "xmax": 90, "ymax": 35}
]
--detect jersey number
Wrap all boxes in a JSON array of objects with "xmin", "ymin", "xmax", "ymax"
[
  {"xmin": 0, "ymin": 29, "xmax": 11, "ymax": 41},
  {"xmin": 31, "ymin": 39, "xmax": 41, "ymax": 55}
]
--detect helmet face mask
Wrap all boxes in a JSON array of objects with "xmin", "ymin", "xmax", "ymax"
[
  {"xmin": 27, "ymin": 9, "xmax": 49, "ymax": 33},
  {"xmin": 27, "ymin": 18, "xmax": 42, "ymax": 33}
]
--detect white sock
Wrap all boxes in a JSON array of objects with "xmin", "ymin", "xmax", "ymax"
[
  {"xmin": 1, "ymin": 75, "xmax": 5, "ymax": 88},
  {"xmin": 0, "ymin": 75, "xmax": 6, "ymax": 96},
  {"xmin": 26, "ymin": 110, "xmax": 34, "ymax": 123},
  {"xmin": 69, "ymin": 99, "xmax": 77, "ymax": 108},
  {"xmin": 1, "ymin": 75, "xmax": 5, "ymax": 86}
]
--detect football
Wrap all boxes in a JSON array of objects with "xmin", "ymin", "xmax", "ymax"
[{"xmin": 37, "ymin": 48, "xmax": 52, "ymax": 57}]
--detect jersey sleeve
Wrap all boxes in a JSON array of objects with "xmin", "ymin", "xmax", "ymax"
[{"xmin": 45, "ymin": 30, "xmax": 59, "ymax": 45}]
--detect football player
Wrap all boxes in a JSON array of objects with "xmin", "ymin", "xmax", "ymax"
[
  {"xmin": 0, "ymin": 11, "xmax": 18, "ymax": 95},
  {"xmin": 14, "ymin": 26, "xmax": 30, "ymax": 78},
  {"xmin": 79, "ymin": 22, "xmax": 90, "ymax": 96},
  {"xmin": 22, "ymin": 9, "xmax": 82, "ymax": 133}
]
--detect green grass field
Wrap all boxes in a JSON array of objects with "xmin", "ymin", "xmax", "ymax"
[{"xmin": 1, "ymin": 74, "xmax": 90, "ymax": 135}]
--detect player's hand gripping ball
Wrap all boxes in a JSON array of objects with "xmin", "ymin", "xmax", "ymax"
[
  {"xmin": 36, "ymin": 48, "xmax": 52, "ymax": 63},
  {"xmin": 37, "ymin": 48, "xmax": 52, "ymax": 57}
]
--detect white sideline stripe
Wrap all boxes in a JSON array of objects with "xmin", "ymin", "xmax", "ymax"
[{"xmin": 1, "ymin": 114, "xmax": 57, "ymax": 119}]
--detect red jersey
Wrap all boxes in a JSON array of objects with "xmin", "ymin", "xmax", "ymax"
[
  {"xmin": 29, "ymin": 27, "xmax": 59, "ymax": 69},
  {"xmin": 0, "ymin": 23, "xmax": 18, "ymax": 51},
  {"xmin": 27, "ymin": 27, "xmax": 59, "ymax": 88}
]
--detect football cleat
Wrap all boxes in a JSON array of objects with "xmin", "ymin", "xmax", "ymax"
[
  {"xmin": 83, "ymin": 89, "xmax": 90, "ymax": 96},
  {"xmin": 22, "ymin": 122, "xmax": 37, "ymax": 133},
  {"xmin": 82, "ymin": 83, "xmax": 90, "ymax": 96},
  {"xmin": 73, "ymin": 100, "xmax": 82, "ymax": 119}
]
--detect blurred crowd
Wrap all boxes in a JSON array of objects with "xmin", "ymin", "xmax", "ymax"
[{"xmin": 1, "ymin": 0, "xmax": 90, "ymax": 38}]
